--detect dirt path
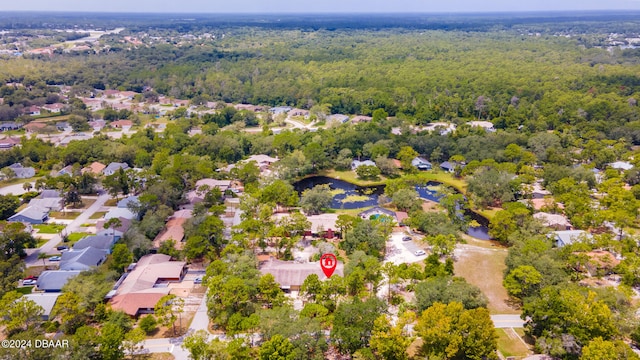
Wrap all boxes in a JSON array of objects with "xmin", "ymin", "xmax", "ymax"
[{"xmin": 453, "ymin": 242, "xmax": 519, "ymax": 314}]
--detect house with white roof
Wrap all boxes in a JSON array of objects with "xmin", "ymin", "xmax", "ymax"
[{"xmin": 552, "ymin": 230, "xmax": 593, "ymax": 248}]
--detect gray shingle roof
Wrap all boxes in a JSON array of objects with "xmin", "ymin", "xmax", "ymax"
[
  {"xmin": 60, "ymin": 247, "xmax": 106, "ymax": 270},
  {"xmin": 9, "ymin": 206, "xmax": 48, "ymax": 223},
  {"xmin": 73, "ymin": 235, "xmax": 116, "ymax": 253},
  {"xmin": 36, "ymin": 270, "xmax": 81, "ymax": 292},
  {"xmin": 103, "ymin": 162, "xmax": 129, "ymax": 174}
]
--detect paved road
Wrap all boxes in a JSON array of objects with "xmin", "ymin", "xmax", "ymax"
[
  {"xmin": 25, "ymin": 193, "xmax": 110, "ymax": 267},
  {"xmin": 491, "ymin": 314, "xmax": 525, "ymax": 328}
]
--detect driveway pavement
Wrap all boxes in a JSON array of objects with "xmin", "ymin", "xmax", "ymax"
[
  {"xmin": 0, "ymin": 182, "xmax": 35, "ymax": 196},
  {"xmin": 491, "ymin": 314, "xmax": 525, "ymax": 328}
]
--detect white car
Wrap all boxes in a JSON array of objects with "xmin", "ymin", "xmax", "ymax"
[
  {"xmin": 22, "ymin": 279, "xmax": 37, "ymax": 286},
  {"xmin": 49, "ymin": 256, "xmax": 61, "ymax": 261},
  {"xmin": 414, "ymin": 250, "xmax": 426, "ymax": 256}
]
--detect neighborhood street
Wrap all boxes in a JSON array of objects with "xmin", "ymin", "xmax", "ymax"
[{"xmin": 24, "ymin": 193, "xmax": 110, "ymax": 267}]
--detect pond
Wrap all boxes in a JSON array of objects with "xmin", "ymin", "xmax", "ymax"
[
  {"xmin": 293, "ymin": 176, "xmax": 384, "ymax": 209},
  {"xmin": 294, "ymin": 176, "xmax": 491, "ymax": 239}
]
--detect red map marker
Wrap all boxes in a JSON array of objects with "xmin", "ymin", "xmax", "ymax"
[{"xmin": 320, "ymin": 253, "xmax": 337, "ymax": 278}]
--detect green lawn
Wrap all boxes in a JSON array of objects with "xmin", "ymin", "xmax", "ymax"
[
  {"xmin": 64, "ymin": 232, "xmax": 91, "ymax": 244},
  {"xmin": 33, "ymin": 224, "xmax": 65, "ymax": 234},
  {"xmin": 89, "ymin": 211, "xmax": 108, "ymax": 219},
  {"xmin": 318, "ymin": 169, "xmax": 387, "ymax": 186},
  {"xmin": 49, "ymin": 211, "xmax": 81, "ymax": 220},
  {"xmin": 35, "ymin": 238, "xmax": 48, "ymax": 248},
  {"xmin": 16, "ymin": 286, "xmax": 33, "ymax": 295},
  {"xmin": 496, "ymin": 328, "xmax": 531, "ymax": 359}
]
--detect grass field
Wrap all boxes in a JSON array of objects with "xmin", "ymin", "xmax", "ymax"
[
  {"xmin": 33, "ymin": 223, "xmax": 65, "ymax": 234},
  {"xmin": 496, "ymin": 328, "xmax": 531, "ymax": 359},
  {"xmin": 453, "ymin": 242, "xmax": 517, "ymax": 314},
  {"xmin": 64, "ymin": 232, "xmax": 90, "ymax": 244},
  {"xmin": 318, "ymin": 169, "xmax": 387, "ymax": 186}
]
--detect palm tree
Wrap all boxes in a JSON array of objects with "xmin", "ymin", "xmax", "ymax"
[{"xmin": 37, "ymin": 252, "xmax": 48, "ymax": 268}]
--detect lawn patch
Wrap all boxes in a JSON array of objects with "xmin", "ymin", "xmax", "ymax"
[
  {"xmin": 496, "ymin": 328, "xmax": 531, "ymax": 359},
  {"xmin": 49, "ymin": 211, "xmax": 81, "ymax": 220},
  {"xmin": 318, "ymin": 169, "xmax": 387, "ymax": 186},
  {"xmin": 16, "ymin": 286, "xmax": 33, "ymax": 295},
  {"xmin": 33, "ymin": 224, "xmax": 65, "ymax": 234},
  {"xmin": 89, "ymin": 211, "xmax": 107, "ymax": 219},
  {"xmin": 64, "ymin": 232, "xmax": 91, "ymax": 244},
  {"xmin": 104, "ymin": 199, "xmax": 118, "ymax": 206}
]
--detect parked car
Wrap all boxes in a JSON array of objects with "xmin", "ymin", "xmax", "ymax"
[
  {"xmin": 49, "ymin": 256, "xmax": 61, "ymax": 261},
  {"xmin": 402, "ymin": 236, "xmax": 412, "ymax": 242},
  {"xmin": 24, "ymin": 275, "xmax": 38, "ymax": 281},
  {"xmin": 194, "ymin": 277, "xmax": 203, "ymax": 284},
  {"xmin": 22, "ymin": 279, "xmax": 37, "ymax": 286},
  {"xmin": 414, "ymin": 250, "xmax": 426, "ymax": 256},
  {"xmin": 56, "ymin": 246, "xmax": 68, "ymax": 251}
]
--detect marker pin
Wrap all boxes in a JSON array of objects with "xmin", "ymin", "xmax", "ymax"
[{"xmin": 320, "ymin": 253, "xmax": 337, "ymax": 278}]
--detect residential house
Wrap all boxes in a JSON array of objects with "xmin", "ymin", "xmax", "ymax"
[
  {"xmin": 234, "ymin": 104, "xmax": 265, "ymax": 112},
  {"xmin": 56, "ymin": 122, "xmax": 71, "ymax": 131},
  {"xmin": 88, "ymin": 120, "xmax": 106, "ymax": 131},
  {"xmin": 81, "ymin": 161, "xmax": 106, "ymax": 175},
  {"xmin": 0, "ymin": 137, "xmax": 21, "ymax": 149},
  {"xmin": 25, "ymin": 105, "xmax": 41, "ymax": 116},
  {"xmin": 327, "ymin": 114, "xmax": 349, "ymax": 124},
  {"xmin": 108, "ymin": 254, "xmax": 187, "ymax": 316},
  {"xmin": 28, "ymin": 197, "xmax": 64, "ymax": 211},
  {"xmin": 55, "ymin": 165, "xmax": 75, "ymax": 177},
  {"xmin": 359, "ymin": 207, "xmax": 399, "ymax": 223},
  {"xmin": 269, "ymin": 106, "xmax": 292, "ymax": 115},
  {"xmin": 73, "ymin": 235, "xmax": 117, "ymax": 255},
  {"xmin": 117, "ymin": 195, "xmax": 139, "ymax": 209},
  {"xmin": 60, "ymin": 247, "xmax": 106, "ymax": 270},
  {"xmin": 552, "ymin": 230, "xmax": 593, "ymax": 248},
  {"xmin": 105, "ymin": 207, "xmax": 137, "ymax": 221},
  {"xmin": 8, "ymin": 163, "xmax": 35, "ymax": 178},
  {"xmin": 411, "ymin": 157, "xmax": 432, "ymax": 171},
  {"xmin": 259, "ymin": 258, "xmax": 344, "ymax": 292},
  {"xmin": 609, "ymin": 161, "xmax": 634, "ymax": 171},
  {"xmin": 152, "ymin": 212, "xmax": 190, "ymax": 249},
  {"xmin": 0, "ymin": 122, "xmax": 21, "ymax": 131},
  {"xmin": 42, "ymin": 103, "xmax": 65, "ymax": 113},
  {"xmin": 273, "ymin": 213, "xmax": 339, "ymax": 238},
  {"xmin": 36, "ymin": 270, "xmax": 81, "ymax": 292},
  {"xmin": 351, "ymin": 160, "xmax": 377, "ymax": 171},
  {"xmin": 96, "ymin": 228, "xmax": 123, "ymax": 241},
  {"xmin": 351, "ymin": 115, "xmax": 372, "ymax": 123},
  {"xmin": 467, "ymin": 121, "xmax": 496, "ymax": 132},
  {"xmin": 23, "ymin": 293, "xmax": 61, "ymax": 320},
  {"xmin": 289, "ymin": 108, "xmax": 310, "ymax": 118},
  {"xmin": 533, "ymin": 212, "xmax": 573, "ymax": 230},
  {"xmin": 440, "ymin": 161, "xmax": 456, "ymax": 173},
  {"xmin": 40, "ymin": 189, "xmax": 62, "ymax": 199},
  {"xmin": 110, "ymin": 120, "xmax": 133, "ymax": 130},
  {"xmin": 8, "ymin": 206, "xmax": 48, "ymax": 224},
  {"xmin": 23, "ymin": 122, "xmax": 46, "ymax": 133},
  {"xmin": 103, "ymin": 162, "xmax": 130, "ymax": 176},
  {"xmin": 96, "ymin": 217, "xmax": 132, "ymax": 234},
  {"xmin": 187, "ymin": 179, "xmax": 231, "ymax": 204}
]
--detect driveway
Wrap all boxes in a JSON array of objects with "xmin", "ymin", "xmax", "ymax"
[
  {"xmin": 25, "ymin": 193, "xmax": 110, "ymax": 267},
  {"xmin": 385, "ymin": 232, "xmax": 427, "ymax": 265},
  {"xmin": 0, "ymin": 182, "xmax": 35, "ymax": 196},
  {"xmin": 491, "ymin": 314, "xmax": 525, "ymax": 328}
]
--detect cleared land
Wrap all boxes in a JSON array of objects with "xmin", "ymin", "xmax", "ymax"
[{"xmin": 453, "ymin": 241, "xmax": 518, "ymax": 314}]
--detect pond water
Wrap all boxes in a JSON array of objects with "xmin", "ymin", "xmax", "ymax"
[
  {"xmin": 293, "ymin": 176, "xmax": 384, "ymax": 209},
  {"xmin": 294, "ymin": 176, "xmax": 491, "ymax": 239}
]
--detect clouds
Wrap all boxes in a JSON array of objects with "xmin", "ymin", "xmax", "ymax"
[{"xmin": 1, "ymin": 0, "xmax": 640, "ymax": 13}]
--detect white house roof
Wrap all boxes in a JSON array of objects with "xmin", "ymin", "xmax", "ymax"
[
  {"xmin": 609, "ymin": 161, "xmax": 634, "ymax": 171},
  {"xmin": 105, "ymin": 208, "xmax": 136, "ymax": 220},
  {"xmin": 533, "ymin": 212, "xmax": 572, "ymax": 228},
  {"xmin": 553, "ymin": 230, "xmax": 592, "ymax": 247}
]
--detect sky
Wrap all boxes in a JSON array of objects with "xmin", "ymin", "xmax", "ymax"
[{"xmin": 2, "ymin": 0, "xmax": 640, "ymax": 13}]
